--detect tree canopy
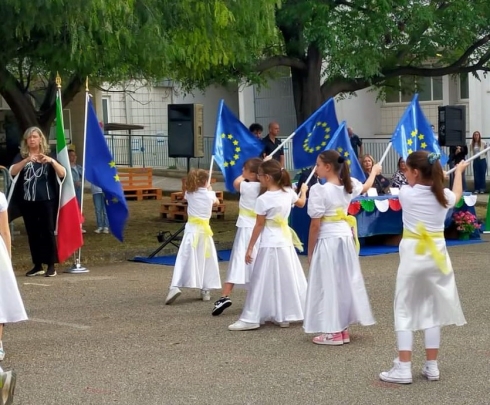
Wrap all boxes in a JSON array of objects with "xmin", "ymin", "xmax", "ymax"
[
  {"xmin": 0, "ymin": 0, "xmax": 279, "ymax": 132},
  {"xmin": 187, "ymin": 0, "xmax": 490, "ymax": 124}
]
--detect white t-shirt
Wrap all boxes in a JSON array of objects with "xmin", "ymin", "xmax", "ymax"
[
  {"xmin": 236, "ymin": 181, "xmax": 261, "ymax": 228},
  {"xmin": 0, "ymin": 192, "xmax": 7, "ymax": 212},
  {"xmin": 399, "ymin": 184, "xmax": 456, "ymax": 233},
  {"xmin": 308, "ymin": 178, "xmax": 363, "ymax": 237},
  {"xmin": 185, "ymin": 188, "xmax": 217, "ymax": 220},
  {"xmin": 255, "ymin": 188, "xmax": 298, "ymax": 248}
]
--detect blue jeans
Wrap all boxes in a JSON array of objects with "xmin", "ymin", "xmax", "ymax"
[
  {"xmin": 93, "ymin": 193, "xmax": 109, "ymax": 228},
  {"xmin": 449, "ymin": 161, "xmax": 467, "ymax": 191},
  {"xmin": 473, "ymin": 158, "xmax": 487, "ymax": 192}
]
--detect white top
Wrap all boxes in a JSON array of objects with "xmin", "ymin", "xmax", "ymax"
[
  {"xmin": 0, "ymin": 192, "xmax": 7, "ymax": 212},
  {"xmin": 308, "ymin": 178, "xmax": 363, "ymax": 237},
  {"xmin": 236, "ymin": 181, "xmax": 262, "ymax": 228},
  {"xmin": 255, "ymin": 188, "xmax": 298, "ymax": 248},
  {"xmin": 399, "ymin": 184, "xmax": 456, "ymax": 233},
  {"xmin": 470, "ymin": 141, "xmax": 487, "ymax": 158}
]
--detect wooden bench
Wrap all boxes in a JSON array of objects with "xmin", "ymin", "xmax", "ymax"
[
  {"xmin": 118, "ymin": 168, "xmax": 163, "ymax": 201},
  {"xmin": 160, "ymin": 178, "xmax": 225, "ymax": 222}
]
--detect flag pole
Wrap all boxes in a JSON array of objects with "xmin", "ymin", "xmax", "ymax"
[
  {"xmin": 65, "ymin": 77, "xmax": 90, "ymax": 274},
  {"xmin": 378, "ymin": 142, "xmax": 392, "ymax": 165},
  {"xmin": 207, "ymin": 156, "xmax": 214, "ymax": 186},
  {"xmin": 445, "ymin": 145, "xmax": 490, "ymax": 175},
  {"xmin": 303, "ymin": 166, "xmax": 317, "ymax": 189}
]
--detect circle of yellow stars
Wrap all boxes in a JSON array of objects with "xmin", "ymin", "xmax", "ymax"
[
  {"xmin": 335, "ymin": 147, "xmax": 352, "ymax": 166},
  {"xmin": 220, "ymin": 133, "xmax": 241, "ymax": 167},
  {"xmin": 302, "ymin": 121, "xmax": 331, "ymax": 153},
  {"xmin": 406, "ymin": 129, "xmax": 428, "ymax": 154}
]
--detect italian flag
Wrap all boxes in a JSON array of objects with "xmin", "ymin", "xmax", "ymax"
[{"xmin": 56, "ymin": 91, "xmax": 84, "ymax": 262}]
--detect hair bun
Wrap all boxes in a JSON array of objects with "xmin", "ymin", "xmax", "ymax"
[{"xmin": 337, "ymin": 156, "xmax": 345, "ymax": 164}]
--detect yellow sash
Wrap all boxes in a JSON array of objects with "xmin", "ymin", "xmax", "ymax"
[
  {"xmin": 188, "ymin": 216, "xmax": 214, "ymax": 258},
  {"xmin": 266, "ymin": 216, "xmax": 304, "ymax": 252},
  {"xmin": 403, "ymin": 223, "xmax": 448, "ymax": 274},
  {"xmin": 239, "ymin": 208, "xmax": 256, "ymax": 218},
  {"xmin": 322, "ymin": 208, "xmax": 360, "ymax": 254}
]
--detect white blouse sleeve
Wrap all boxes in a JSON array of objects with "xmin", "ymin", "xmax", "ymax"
[
  {"xmin": 444, "ymin": 189, "xmax": 457, "ymax": 208},
  {"xmin": 350, "ymin": 178, "xmax": 364, "ymax": 199},
  {"xmin": 289, "ymin": 187, "xmax": 299, "ymax": 205},
  {"xmin": 307, "ymin": 184, "xmax": 324, "ymax": 219},
  {"xmin": 0, "ymin": 192, "xmax": 8, "ymax": 213},
  {"xmin": 255, "ymin": 195, "xmax": 268, "ymax": 216}
]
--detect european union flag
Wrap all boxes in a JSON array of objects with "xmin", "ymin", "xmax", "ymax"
[
  {"xmin": 213, "ymin": 100, "xmax": 264, "ymax": 192},
  {"xmin": 292, "ymin": 98, "xmax": 339, "ymax": 169},
  {"xmin": 84, "ymin": 96, "xmax": 128, "ymax": 241},
  {"xmin": 391, "ymin": 93, "xmax": 448, "ymax": 165},
  {"xmin": 325, "ymin": 121, "xmax": 366, "ymax": 182}
]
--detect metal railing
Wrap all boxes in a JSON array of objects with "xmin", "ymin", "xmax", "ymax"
[{"xmin": 104, "ymin": 134, "xmax": 490, "ymax": 178}]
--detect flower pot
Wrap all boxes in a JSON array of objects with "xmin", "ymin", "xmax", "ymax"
[{"xmin": 458, "ymin": 232, "xmax": 470, "ymax": 241}]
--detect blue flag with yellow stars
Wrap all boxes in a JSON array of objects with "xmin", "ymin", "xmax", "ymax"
[
  {"xmin": 325, "ymin": 121, "xmax": 366, "ymax": 182},
  {"xmin": 84, "ymin": 96, "xmax": 128, "ymax": 241},
  {"xmin": 391, "ymin": 93, "xmax": 448, "ymax": 165},
  {"xmin": 213, "ymin": 100, "xmax": 264, "ymax": 192},
  {"xmin": 292, "ymin": 98, "xmax": 339, "ymax": 169}
]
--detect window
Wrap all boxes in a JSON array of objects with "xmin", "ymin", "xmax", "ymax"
[
  {"xmin": 385, "ymin": 76, "xmax": 443, "ymax": 103},
  {"xmin": 101, "ymin": 97, "xmax": 111, "ymax": 125},
  {"xmin": 459, "ymin": 73, "xmax": 469, "ymax": 100}
]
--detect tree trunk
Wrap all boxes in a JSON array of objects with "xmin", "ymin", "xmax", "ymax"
[{"xmin": 290, "ymin": 44, "xmax": 323, "ymax": 125}]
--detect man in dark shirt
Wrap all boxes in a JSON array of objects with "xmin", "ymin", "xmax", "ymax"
[
  {"xmin": 262, "ymin": 122, "xmax": 284, "ymax": 166},
  {"xmin": 348, "ymin": 127, "xmax": 363, "ymax": 158},
  {"xmin": 449, "ymin": 144, "xmax": 468, "ymax": 190}
]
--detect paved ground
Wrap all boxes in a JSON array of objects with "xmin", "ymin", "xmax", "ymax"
[{"xmin": 4, "ymin": 235, "xmax": 490, "ymax": 405}]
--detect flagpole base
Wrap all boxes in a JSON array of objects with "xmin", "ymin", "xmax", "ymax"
[{"xmin": 64, "ymin": 263, "xmax": 90, "ymax": 274}]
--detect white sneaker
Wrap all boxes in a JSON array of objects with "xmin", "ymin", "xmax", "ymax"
[
  {"xmin": 422, "ymin": 360, "xmax": 440, "ymax": 381},
  {"xmin": 165, "ymin": 287, "xmax": 181, "ymax": 305},
  {"xmin": 94, "ymin": 227, "xmax": 103, "ymax": 234},
  {"xmin": 0, "ymin": 342, "xmax": 4, "ymax": 361},
  {"xmin": 102, "ymin": 227, "xmax": 109, "ymax": 234},
  {"xmin": 81, "ymin": 229, "xmax": 87, "ymax": 234},
  {"xmin": 200, "ymin": 290, "xmax": 211, "ymax": 301},
  {"xmin": 228, "ymin": 320, "xmax": 260, "ymax": 331},
  {"xmin": 379, "ymin": 358, "xmax": 412, "ymax": 384}
]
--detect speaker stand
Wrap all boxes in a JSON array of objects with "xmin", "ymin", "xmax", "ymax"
[{"xmin": 186, "ymin": 157, "xmax": 191, "ymax": 173}]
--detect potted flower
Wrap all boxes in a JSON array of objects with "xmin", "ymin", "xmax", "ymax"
[{"xmin": 452, "ymin": 211, "xmax": 481, "ymax": 240}]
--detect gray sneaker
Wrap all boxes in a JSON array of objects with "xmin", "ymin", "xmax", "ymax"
[{"xmin": 0, "ymin": 370, "xmax": 16, "ymax": 405}]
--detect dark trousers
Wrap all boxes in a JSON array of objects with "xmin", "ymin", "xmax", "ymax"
[
  {"xmin": 20, "ymin": 199, "xmax": 58, "ymax": 265},
  {"xmin": 473, "ymin": 158, "xmax": 487, "ymax": 192},
  {"xmin": 449, "ymin": 161, "xmax": 467, "ymax": 191}
]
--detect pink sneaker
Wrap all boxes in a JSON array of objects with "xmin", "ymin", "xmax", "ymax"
[
  {"xmin": 312, "ymin": 333, "xmax": 343, "ymax": 346},
  {"xmin": 341, "ymin": 329, "xmax": 350, "ymax": 344}
]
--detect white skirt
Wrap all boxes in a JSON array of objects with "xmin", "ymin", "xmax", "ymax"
[
  {"xmin": 0, "ymin": 237, "xmax": 28, "ymax": 323},
  {"xmin": 303, "ymin": 236, "xmax": 375, "ymax": 333},
  {"xmin": 225, "ymin": 227, "xmax": 257, "ymax": 287},
  {"xmin": 239, "ymin": 246, "xmax": 307, "ymax": 324},
  {"xmin": 394, "ymin": 238, "xmax": 466, "ymax": 331},
  {"xmin": 170, "ymin": 231, "xmax": 221, "ymax": 290}
]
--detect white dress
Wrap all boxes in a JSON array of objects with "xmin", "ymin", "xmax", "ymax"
[
  {"xmin": 0, "ymin": 193, "xmax": 28, "ymax": 323},
  {"xmin": 170, "ymin": 188, "xmax": 221, "ymax": 290},
  {"xmin": 303, "ymin": 180, "xmax": 375, "ymax": 334},
  {"xmin": 239, "ymin": 188, "xmax": 307, "ymax": 324},
  {"xmin": 395, "ymin": 185, "xmax": 466, "ymax": 331},
  {"xmin": 225, "ymin": 181, "xmax": 261, "ymax": 287}
]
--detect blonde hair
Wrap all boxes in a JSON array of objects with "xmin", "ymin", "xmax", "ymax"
[
  {"xmin": 20, "ymin": 126, "xmax": 50, "ymax": 158},
  {"xmin": 185, "ymin": 169, "xmax": 209, "ymax": 192},
  {"xmin": 360, "ymin": 154, "xmax": 375, "ymax": 171}
]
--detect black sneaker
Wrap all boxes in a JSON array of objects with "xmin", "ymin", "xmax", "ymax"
[
  {"xmin": 0, "ymin": 370, "xmax": 16, "ymax": 405},
  {"xmin": 212, "ymin": 296, "xmax": 232, "ymax": 316},
  {"xmin": 25, "ymin": 266, "xmax": 45, "ymax": 277},
  {"xmin": 45, "ymin": 266, "xmax": 57, "ymax": 277}
]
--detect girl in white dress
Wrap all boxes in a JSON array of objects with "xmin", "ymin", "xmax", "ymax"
[
  {"xmin": 380, "ymin": 151, "xmax": 468, "ymax": 384},
  {"xmin": 228, "ymin": 159, "xmax": 308, "ymax": 331},
  {"xmin": 212, "ymin": 158, "xmax": 262, "ymax": 316},
  {"xmin": 304, "ymin": 150, "xmax": 382, "ymax": 345},
  {"xmin": 0, "ymin": 192, "xmax": 28, "ymax": 361},
  {"xmin": 165, "ymin": 169, "xmax": 221, "ymax": 305}
]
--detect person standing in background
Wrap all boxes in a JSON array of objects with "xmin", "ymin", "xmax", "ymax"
[
  {"xmin": 262, "ymin": 122, "xmax": 284, "ymax": 166},
  {"xmin": 469, "ymin": 131, "xmax": 487, "ymax": 194},
  {"xmin": 68, "ymin": 149, "xmax": 86, "ymax": 233},
  {"xmin": 448, "ymin": 144, "xmax": 468, "ymax": 190},
  {"xmin": 348, "ymin": 127, "xmax": 363, "ymax": 158},
  {"xmin": 249, "ymin": 123, "xmax": 263, "ymax": 139}
]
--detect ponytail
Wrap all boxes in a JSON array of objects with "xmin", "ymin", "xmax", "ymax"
[
  {"xmin": 318, "ymin": 150, "xmax": 354, "ymax": 194},
  {"xmin": 260, "ymin": 160, "xmax": 292, "ymax": 191},
  {"xmin": 339, "ymin": 159, "xmax": 353, "ymax": 193}
]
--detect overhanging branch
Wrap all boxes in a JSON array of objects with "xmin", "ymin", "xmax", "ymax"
[{"xmin": 255, "ymin": 55, "xmax": 307, "ymax": 72}]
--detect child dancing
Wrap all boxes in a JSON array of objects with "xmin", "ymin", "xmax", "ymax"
[
  {"xmin": 212, "ymin": 158, "xmax": 262, "ymax": 316},
  {"xmin": 379, "ymin": 151, "xmax": 467, "ymax": 384},
  {"xmin": 228, "ymin": 160, "xmax": 308, "ymax": 331},
  {"xmin": 304, "ymin": 150, "xmax": 381, "ymax": 345},
  {"xmin": 165, "ymin": 169, "xmax": 221, "ymax": 305}
]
